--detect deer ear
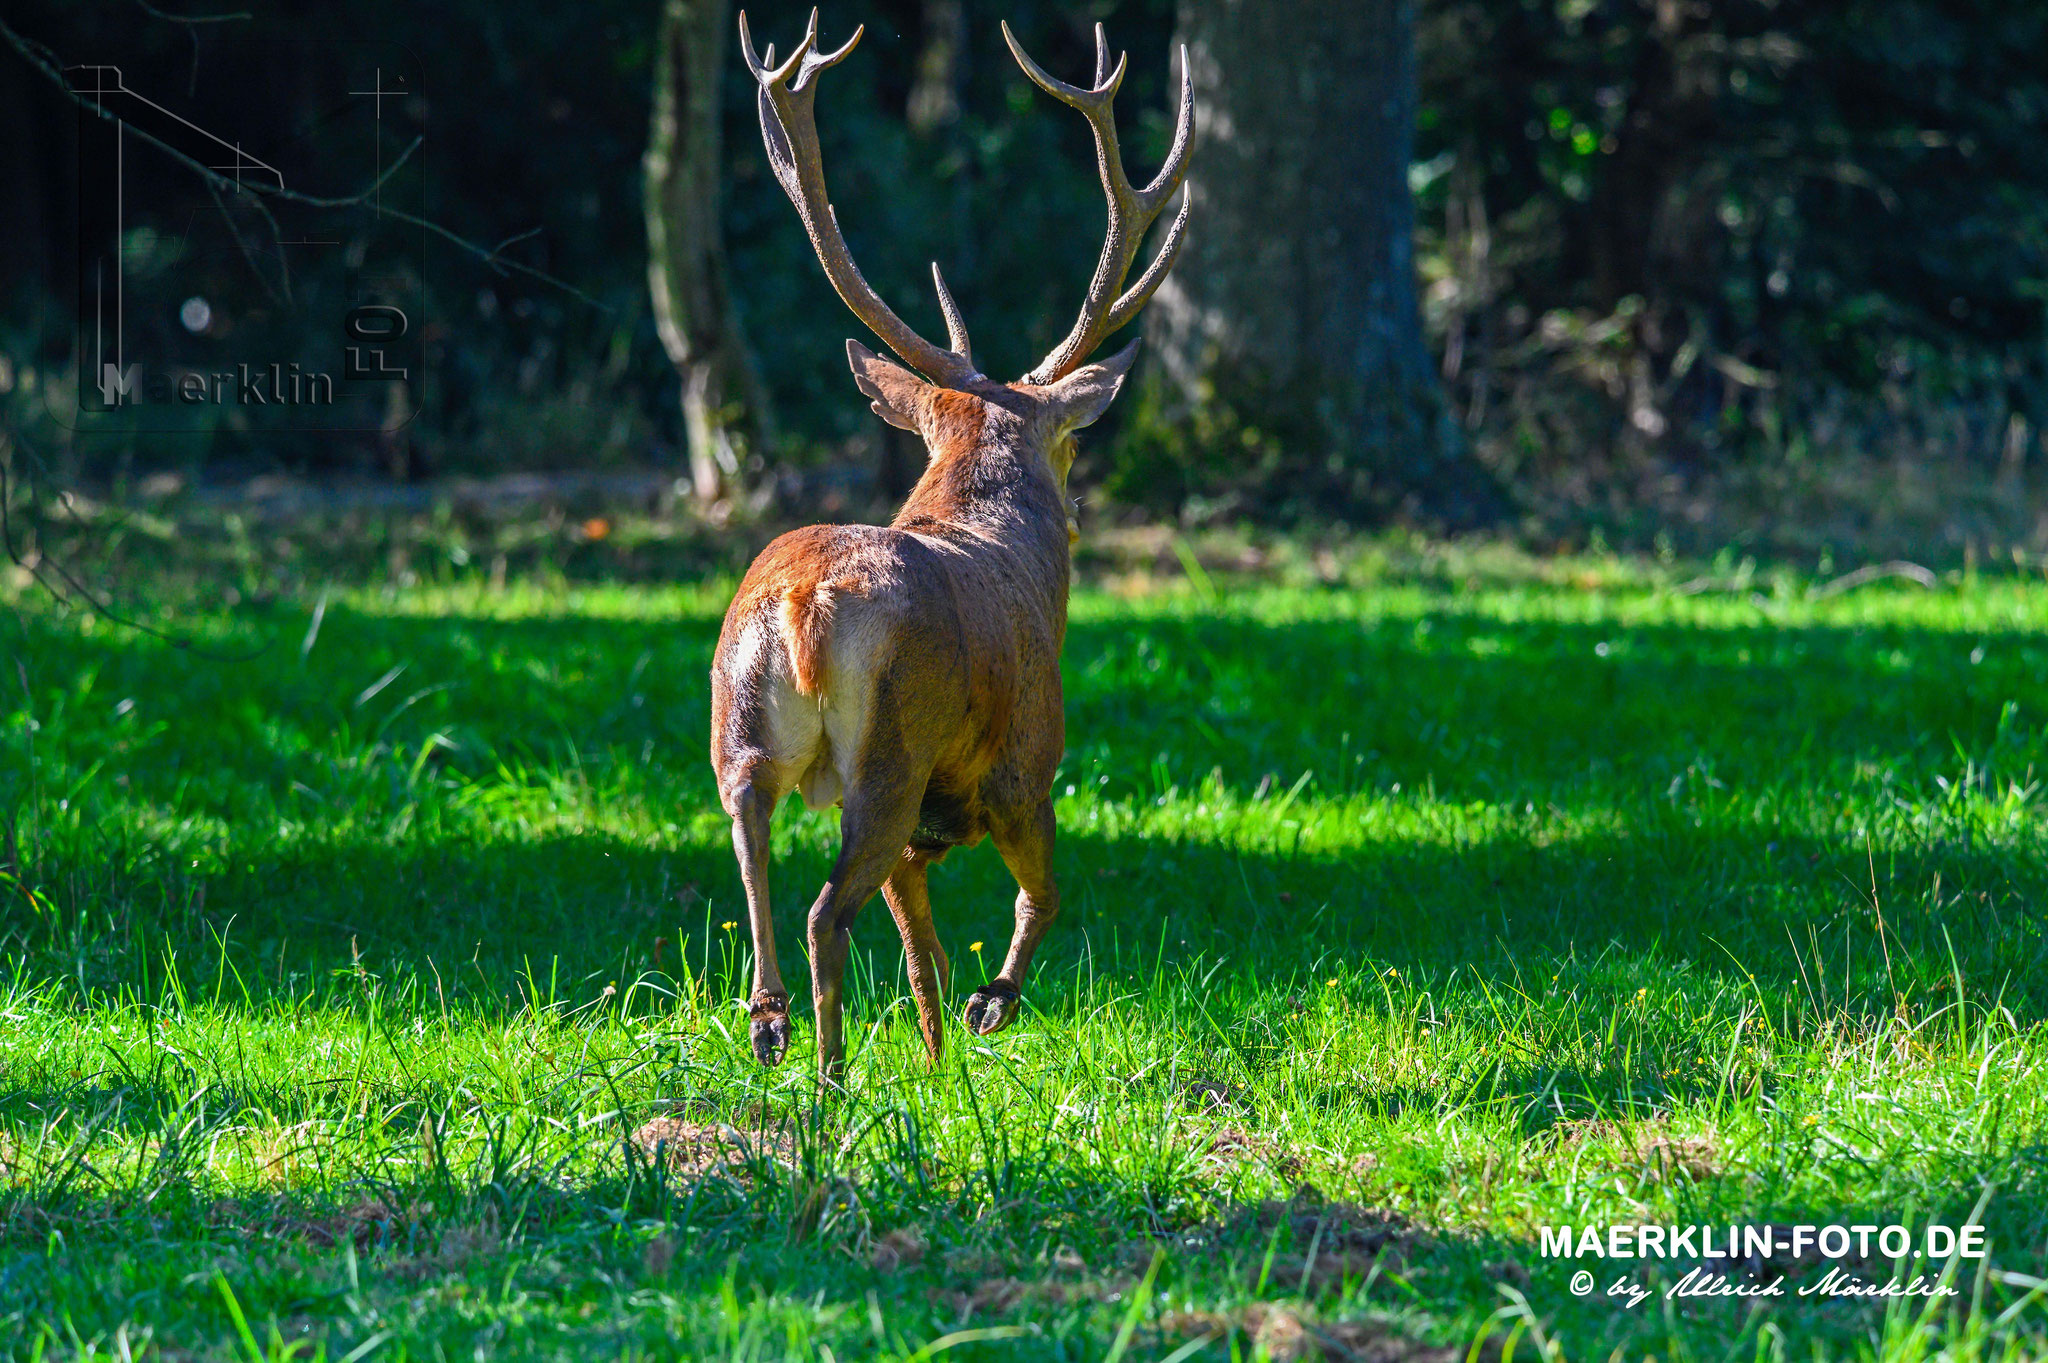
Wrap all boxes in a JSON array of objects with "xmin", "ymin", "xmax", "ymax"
[
  {"xmin": 847, "ymin": 340, "xmax": 929, "ymax": 431},
  {"xmin": 1044, "ymin": 338, "xmax": 1142, "ymax": 432}
]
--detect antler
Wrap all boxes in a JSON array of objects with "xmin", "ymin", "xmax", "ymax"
[
  {"xmin": 1002, "ymin": 22, "xmax": 1194, "ymax": 385},
  {"xmin": 739, "ymin": 9, "xmax": 981, "ymax": 387}
]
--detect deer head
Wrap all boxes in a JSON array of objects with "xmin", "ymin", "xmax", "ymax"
[{"xmin": 738, "ymin": 9, "xmax": 1193, "ymax": 488}]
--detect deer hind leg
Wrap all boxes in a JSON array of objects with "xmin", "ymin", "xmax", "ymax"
[
  {"xmin": 725, "ymin": 775, "xmax": 794, "ymax": 1066},
  {"xmin": 807, "ymin": 769, "xmax": 924, "ymax": 1087},
  {"xmin": 717, "ymin": 653, "xmax": 821, "ymax": 1068},
  {"xmin": 881, "ymin": 850, "xmax": 948, "ymax": 1068},
  {"xmin": 968, "ymin": 797, "xmax": 1061, "ymax": 1037}
]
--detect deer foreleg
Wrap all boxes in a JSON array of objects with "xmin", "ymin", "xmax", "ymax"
[{"xmin": 969, "ymin": 797, "xmax": 1061, "ymax": 1036}]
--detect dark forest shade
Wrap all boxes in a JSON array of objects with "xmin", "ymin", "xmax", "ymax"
[
  {"xmin": 1414, "ymin": 0, "xmax": 2048, "ymax": 507},
  {"xmin": 645, "ymin": 0, "xmax": 772, "ymax": 503},
  {"xmin": 2, "ymin": 0, "xmax": 2043, "ymax": 543},
  {"xmin": 1146, "ymin": 0, "xmax": 1500, "ymax": 526}
]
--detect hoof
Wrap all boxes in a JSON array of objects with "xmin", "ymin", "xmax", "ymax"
[
  {"xmin": 749, "ymin": 992, "xmax": 791, "ymax": 1067},
  {"xmin": 962, "ymin": 983, "xmax": 1020, "ymax": 1036}
]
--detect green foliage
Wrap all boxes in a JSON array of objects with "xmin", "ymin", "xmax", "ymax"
[
  {"xmin": 1415, "ymin": 0, "xmax": 2048, "ymax": 519},
  {"xmin": 4, "ymin": 545, "xmax": 2048, "ymax": 1357},
  {"xmin": 1110, "ymin": 365, "xmax": 1500, "ymax": 529}
]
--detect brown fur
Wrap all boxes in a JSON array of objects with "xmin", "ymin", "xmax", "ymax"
[
  {"xmin": 718, "ymin": 532, "xmax": 870, "ymax": 700},
  {"xmin": 710, "ymin": 353, "xmax": 1136, "ymax": 1085},
  {"xmin": 725, "ymin": 11, "xmax": 1188, "ymax": 1086},
  {"xmin": 923, "ymin": 388, "xmax": 986, "ymax": 458},
  {"xmin": 780, "ymin": 576, "xmax": 836, "ymax": 697}
]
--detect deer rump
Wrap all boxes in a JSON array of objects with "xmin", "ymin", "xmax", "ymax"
[{"xmin": 712, "ymin": 523, "xmax": 1031, "ymax": 853}]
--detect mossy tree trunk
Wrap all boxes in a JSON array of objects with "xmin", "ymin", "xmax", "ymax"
[
  {"xmin": 644, "ymin": 0, "xmax": 771, "ymax": 505},
  {"xmin": 1150, "ymin": 0, "xmax": 1500, "ymax": 526}
]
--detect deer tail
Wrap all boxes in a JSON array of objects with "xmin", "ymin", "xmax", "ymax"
[{"xmin": 780, "ymin": 579, "xmax": 836, "ymax": 697}]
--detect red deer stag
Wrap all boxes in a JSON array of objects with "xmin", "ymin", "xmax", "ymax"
[{"xmin": 714, "ymin": 10, "xmax": 1192, "ymax": 1084}]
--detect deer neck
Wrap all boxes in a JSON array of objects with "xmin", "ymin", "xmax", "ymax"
[{"xmin": 892, "ymin": 400, "xmax": 1069, "ymax": 562}]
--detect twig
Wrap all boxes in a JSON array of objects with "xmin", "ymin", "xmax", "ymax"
[
  {"xmin": 489, "ymin": 225, "xmax": 547, "ymax": 257},
  {"xmin": 0, "ymin": 438, "xmax": 268, "ymax": 662},
  {"xmin": 1669, "ymin": 575, "xmax": 1750, "ymax": 597},
  {"xmin": 207, "ymin": 174, "xmax": 290, "ymax": 305},
  {"xmin": 1807, "ymin": 561, "xmax": 1938, "ymax": 600},
  {"xmin": 128, "ymin": 0, "xmax": 253, "ymax": 96}
]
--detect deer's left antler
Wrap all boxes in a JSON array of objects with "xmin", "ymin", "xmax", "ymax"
[{"xmin": 740, "ymin": 8, "xmax": 983, "ymax": 387}]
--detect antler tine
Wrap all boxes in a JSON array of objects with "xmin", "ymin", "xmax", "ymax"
[
  {"xmin": 1002, "ymin": 21, "xmax": 1125, "ymax": 112},
  {"xmin": 930, "ymin": 263, "xmax": 973, "ymax": 365},
  {"xmin": 1139, "ymin": 46, "xmax": 1195, "ymax": 211},
  {"xmin": 797, "ymin": 8, "xmax": 864, "ymax": 88},
  {"xmin": 1002, "ymin": 22, "xmax": 1193, "ymax": 385},
  {"xmin": 739, "ymin": 11, "xmax": 980, "ymax": 387},
  {"xmin": 738, "ymin": 11, "xmax": 807, "ymax": 85},
  {"xmin": 1104, "ymin": 187, "xmax": 1190, "ymax": 334}
]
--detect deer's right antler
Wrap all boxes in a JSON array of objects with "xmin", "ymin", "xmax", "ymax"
[
  {"xmin": 1002, "ymin": 22, "xmax": 1194, "ymax": 385},
  {"xmin": 739, "ymin": 9, "xmax": 982, "ymax": 389}
]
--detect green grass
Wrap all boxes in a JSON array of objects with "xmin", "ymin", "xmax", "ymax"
[{"xmin": 4, "ymin": 543, "xmax": 2048, "ymax": 1361}]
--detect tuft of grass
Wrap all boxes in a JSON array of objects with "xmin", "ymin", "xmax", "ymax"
[{"xmin": 2, "ymin": 543, "xmax": 2047, "ymax": 1359}]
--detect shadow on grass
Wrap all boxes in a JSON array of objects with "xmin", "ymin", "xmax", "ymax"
[
  {"xmin": 5, "ymin": 590, "xmax": 2045, "ymax": 807},
  {"xmin": 4, "ymin": 817, "xmax": 2043, "ymax": 1130},
  {"xmin": 0, "ymin": 1075, "xmax": 2034, "ymax": 1361},
  {"xmin": 0, "ymin": 1144, "xmax": 1558, "ymax": 1359},
  {"xmin": 13, "ymin": 770, "xmax": 2048, "ymax": 1000}
]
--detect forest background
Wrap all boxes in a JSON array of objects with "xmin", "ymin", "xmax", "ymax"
[{"xmin": 2, "ymin": 0, "xmax": 2045, "ymax": 561}]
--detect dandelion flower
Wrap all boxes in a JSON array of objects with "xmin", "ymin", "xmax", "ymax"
[
  {"xmin": 970, "ymin": 941, "xmax": 985, "ymax": 954},
  {"xmin": 721, "ymin": 920, "xmax": 737, "ymax": 931},
  {"xmin": 1327, "ymin": 979, "xmax": 1339, "ymax": 989}
]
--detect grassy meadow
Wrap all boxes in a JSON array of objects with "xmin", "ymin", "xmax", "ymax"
[{"xmin": 3, "ymin": 537, "xmax": 2047, "ymax": 1360}]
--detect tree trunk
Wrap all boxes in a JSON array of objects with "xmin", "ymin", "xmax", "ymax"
[
  {"xmin": 644, "ymin": 0, "xmax": 771, "ymax": 505},
  {"xmin": 1151, "ymin": 0, "xmax": 1499, "ymax": 525}
]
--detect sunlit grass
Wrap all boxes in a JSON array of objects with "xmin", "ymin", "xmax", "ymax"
[{"xmin": 3, "ymin": 544, "xmax": 2047, "ymax": 1360}]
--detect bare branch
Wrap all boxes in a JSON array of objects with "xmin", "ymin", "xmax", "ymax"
[
  {"xmin": 0, "ymin": 439, "xmax": 268, "ymax": 661},
  {"xmin": 0, "ymin": 15, "xmax": 609, "ymax": 311}
]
